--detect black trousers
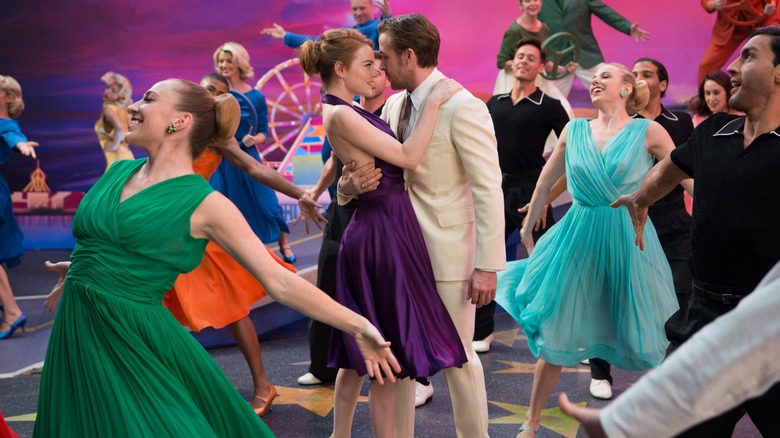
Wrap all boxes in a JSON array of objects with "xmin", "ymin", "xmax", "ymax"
[
  {"xmin": 665, "ymin": 286, "xmax": 780, "ymax": 437},
  {"xmin": 649, "ymin": 201, "xmax": 693, "ymax": 311},
  {"xmin": 474, "ymin": 172, "xmax": 554, "ymax": 341},
  {"xmin": 307, "ymin": 201, "xmax": 356, "ymax": 382}
]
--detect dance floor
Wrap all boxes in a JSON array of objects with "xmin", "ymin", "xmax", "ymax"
[{"xmin": 0, "ymin": 217, "xmax": 763, "ymax": 437}]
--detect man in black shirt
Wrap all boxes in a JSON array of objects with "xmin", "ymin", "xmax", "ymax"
[
  {"xmin": 615, "ymin": 27, "xmax": 780, "ymax": 437},
  {"xmin": 473, "ymin": 37, "xmax": 569, "ymax": 354},
  {"xmin": 632, "ymin": 58, "xmax": 694, "ymax": 310}
]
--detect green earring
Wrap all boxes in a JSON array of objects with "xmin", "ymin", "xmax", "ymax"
[
  {"xmin": 166, "ymin": 123, "xmax": 176, "ymax": 134},
  {"xmin": 620, "ymin": 89, "xmax": 628, "ymax": 98}
]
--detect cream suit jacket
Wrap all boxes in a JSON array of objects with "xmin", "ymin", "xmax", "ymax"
[{"xmin": 381, "ymin": 77, "xmax": 506, "ymax": 282}]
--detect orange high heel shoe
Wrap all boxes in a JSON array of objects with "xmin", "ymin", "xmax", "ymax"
[{"xmin": 253, "ymin": 385, "xmax": 278, "ymax": 416}]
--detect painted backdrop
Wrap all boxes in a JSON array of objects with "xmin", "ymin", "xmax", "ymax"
[{"xmin": 1, "ymin": 0, "xmax": 724, "ymax": 191}]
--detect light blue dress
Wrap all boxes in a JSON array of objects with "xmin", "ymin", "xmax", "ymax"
[{"xmin": 495, "ymin": 118, "xmax": 678, "ymax": 371}]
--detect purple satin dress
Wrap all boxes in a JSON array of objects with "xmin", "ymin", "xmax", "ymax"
[{"xmin": 324, "ymin": 94, "xmax": 467, "ymax": 379}]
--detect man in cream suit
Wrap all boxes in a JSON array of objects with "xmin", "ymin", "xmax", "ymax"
[{"xmin": 342, "ymin": 12, "xmax": 505, "ymax": 437}]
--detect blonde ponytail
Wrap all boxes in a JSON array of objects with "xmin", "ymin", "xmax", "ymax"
[
  {"xmin": 212, "ymin": 93, "xmax": 240, "ymax": 148},
  {"xmin": 627, "ymin": 80, "xmax": 650, "ymax": 115}
]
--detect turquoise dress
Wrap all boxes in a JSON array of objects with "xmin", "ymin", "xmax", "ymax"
[
  {"xmin": 34, "ymin": 159, "xmax": 273, "ymax": 437},
  {"xmin": 495, "ymin": 118, "xmax": 678, "ymax": 371}
]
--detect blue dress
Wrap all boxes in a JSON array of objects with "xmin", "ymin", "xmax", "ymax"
[
  {"xmin": 209, "ymin": 88, "xmax": 289, "ymax": 244},
  {"xmin": 495, "ymin": 118, "xmax": 678, "ymax": 371},
  {"xmin": 323, "ymin": 95, "xmax": 467, "ymax": 379},
  {"xmin": 0, "ymin": 119, "xmax": 26, "ymax": 268}
]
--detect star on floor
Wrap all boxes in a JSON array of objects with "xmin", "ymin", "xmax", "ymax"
[
  {"xmin": 5, "ymin": 386, "xmax": 368, "ymax": 424},
  {"xmin": 271, "ymin": 385, "xmax": 368, "ymax": 417},
  {"xmin": 489, "ymin": 400, "xmax": 587, "ymax": 437},
  {"xmin": 492, "ymin": 328, "xmax": 526, "ymax": 347},
  {"xmin": 493, "ymin": 360, "xmax": 591, "ymax": 374},
  {"xmin": 5, "ymin": 412, "xmax": 36, "ymax": 422}
]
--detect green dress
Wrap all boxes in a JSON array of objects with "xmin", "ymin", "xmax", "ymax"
[{"xmin": 33, "ymin": 159, "xmax": 273, "ymax": 437}]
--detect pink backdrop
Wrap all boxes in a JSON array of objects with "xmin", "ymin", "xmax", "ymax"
[{"xmin": 0, "ymin": 0, "xmax": 737, "ymax": 191}]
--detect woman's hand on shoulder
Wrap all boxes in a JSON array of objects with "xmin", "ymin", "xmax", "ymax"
[{"xmin": 428, "ymin": 78, "xmax": 463, "ymax": 107}]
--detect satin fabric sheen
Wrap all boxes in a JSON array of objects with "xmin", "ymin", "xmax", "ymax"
[{"xmin": 323, "ymin": 94, "xmax": 467, "ymax": 379}]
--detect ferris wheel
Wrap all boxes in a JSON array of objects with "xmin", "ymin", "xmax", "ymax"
[{"xmin": 254, "ymin": 58, "xmax": 324, "ymax": 172}]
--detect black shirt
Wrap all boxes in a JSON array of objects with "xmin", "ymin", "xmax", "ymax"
[
  {"xmin": 486, "ymin": 88, "xmax": 569, "ymax": 175},
  {"xmin": 670, "ymin": 113, "xmax": 780, "ymax": 291},
  {"xmin": 634, "ymin": 106, "xmax": 693, "ymax": 208}
]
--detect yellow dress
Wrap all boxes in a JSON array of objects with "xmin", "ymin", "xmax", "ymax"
[{"xmin": 94, "ymin": 102, "xmax": 135, "ymax": 172}]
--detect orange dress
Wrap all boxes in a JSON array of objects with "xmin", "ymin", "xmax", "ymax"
[{"xmin": 163, "ymin": 148, "xmax": 295, "ymax": 331}]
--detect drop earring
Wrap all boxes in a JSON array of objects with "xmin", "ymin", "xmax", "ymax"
[{"xmin": 166, "ymin": 123, "xmax": 176, "ymax": 134}]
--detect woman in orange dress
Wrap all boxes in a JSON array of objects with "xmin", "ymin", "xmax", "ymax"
[{"xmin": 164, "ymin": 73, "xmax": 326, "ymax": 416}]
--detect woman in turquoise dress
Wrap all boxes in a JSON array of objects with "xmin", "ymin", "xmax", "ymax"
[
  {"xmin": 33, "ymin": 79, "xmax": 400, "ymax": 437},
  {"xmin": 494, "ymin": 64, "xmax": 679, "ymax": 437}
]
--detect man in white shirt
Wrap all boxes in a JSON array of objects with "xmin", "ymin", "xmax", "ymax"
[{"xmin": 559, "ymin": 260, "xmax": 780, "ymax": 438}]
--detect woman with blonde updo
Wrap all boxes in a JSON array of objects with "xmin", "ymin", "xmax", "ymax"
[
  {"xmin": 95, "ymin": 71, "xmax": 135, "ymax": 172},
  {"xmin": 300, "ymin": 28, "xmax": 467, "ymax": 437},
  {"xmin": 495, "ymin": 63, "xmax": 679, "ymax": 437},
  {"xmin": 33, "ymin": 78, "xmax": 399, "ymax": 436}
]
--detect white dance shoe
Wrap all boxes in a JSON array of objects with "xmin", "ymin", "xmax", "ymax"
[
  {"xmin": 589, "ymin": 378, "xmax": 613, "ymax": 400},
  {"xmin": 472, "ymin": 333, "xmax": 494, "ymax": 354},
  {"xmin": 297, "ymin": 372, "xmax": 323, "ymax": 385},
  {"xmin": 415, "ymin": 381, "xmax": 434, "ymax": 407}
]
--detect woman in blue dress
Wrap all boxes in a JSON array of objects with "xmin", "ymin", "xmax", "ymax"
[
  {"xmin": 494, "ymin": 64, "xmax": 680, "ymax": 437},
  {"xmin": 299, "ymin": 29, "xmax": 467, "ymax": 437},
  {"xmin": 210, "ymin": 42, "xmax": 297, "ymax": 263},
  {"xmin": 0, "ymin": 74, "xmax": 38, "ymax": 339}
]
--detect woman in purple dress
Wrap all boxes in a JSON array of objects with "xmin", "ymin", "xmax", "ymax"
[{"xmin": 299, "ymin": 29, "xmax": 467, "ymax": 437}]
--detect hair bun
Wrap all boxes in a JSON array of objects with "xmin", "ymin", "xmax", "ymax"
[
  {"xmin": 298, "ymin": 40, "xmax": 322, "ymax": 77},
  {"xmin": 213, "ymin": 93, "xmax": 240, "ymax": 147},
  {"xmin": 628, "ymin": 79, "xmax": 650, "ymax": 114}
]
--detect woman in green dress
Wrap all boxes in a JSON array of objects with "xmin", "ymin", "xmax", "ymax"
[{"xmin": 33, "ymin": 79, "xmax": 400, "ymax": 437}]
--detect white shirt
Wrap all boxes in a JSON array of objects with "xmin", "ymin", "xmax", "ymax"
[
  {"xmin": 399, "ymin": 68, "xmax": 445, "ymax": 142},
  {"xmin": 601, "ymin": 261, "xmax": 780, "ymax": 437}
]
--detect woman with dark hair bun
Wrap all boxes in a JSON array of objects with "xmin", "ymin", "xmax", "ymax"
[{"xmin": 300, "ymin": 28, "xmax": 466, "ymax": 436}]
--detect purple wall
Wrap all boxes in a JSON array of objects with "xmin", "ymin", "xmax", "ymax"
[{"xmin": 1, "ymin": 0, "xmax": 726, "ymax": 191}]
